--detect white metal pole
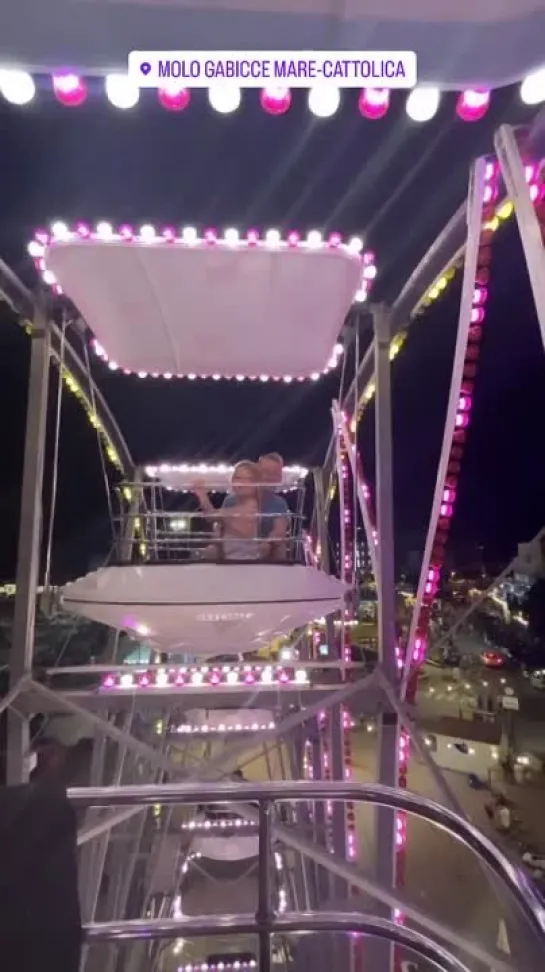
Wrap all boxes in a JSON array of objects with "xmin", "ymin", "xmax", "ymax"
[{"xmin": 495, "ymin": 125, "xmax": 545, "ymax": 352}]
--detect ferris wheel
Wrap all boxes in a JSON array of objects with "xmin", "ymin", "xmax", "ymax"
[{"xmin": 2, "ymin": 7, "xmax": 545, "ymax": 972}]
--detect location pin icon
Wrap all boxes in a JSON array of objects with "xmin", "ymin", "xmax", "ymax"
[{"xmin": 140, "ymin": 62, "xmax": 152, "ymax": 77}]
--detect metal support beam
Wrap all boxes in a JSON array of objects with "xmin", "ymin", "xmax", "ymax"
[
  {"xmin": 402, "ymin": 156, "xmax": 487, "ymax": 699},
  {"xmin": 7, "ymin": 313, "xmax": 50, "ymax": 784},
  {"xmin": 257, "ymin": 801, "xmax": 273, "ymax": 972},
  {"xmin": 372, "ymin": 303, "xmax": 399, "ymax": 972},
  {"xmin": 334, "ymin": 402, "xmax": 379, "ymax": 582},
  {"xmin": 27, "ymin": 669, "xmax": 379, "ymax": 842},
  {"xmin": 495, "ymin": 125, "xmax": 545, "ymax": 353}
]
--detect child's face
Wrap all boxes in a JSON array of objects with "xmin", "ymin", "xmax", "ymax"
[{"xmin": 232, "ymin": 467, "xmax": 258, "ymax": 499}]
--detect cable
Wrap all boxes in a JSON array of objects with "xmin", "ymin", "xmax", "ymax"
[{"xmin": 43, "ymin": 314, "xmax": 66, "ymax": 592}]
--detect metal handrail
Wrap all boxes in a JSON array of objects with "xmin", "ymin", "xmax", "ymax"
[
  {"xmin": 68, "ymin": 779, "xmax": 545, "ymax": 960},
  {"xmin": 83, "ymin": 911, "xmax": 471, "ymax": 972}
]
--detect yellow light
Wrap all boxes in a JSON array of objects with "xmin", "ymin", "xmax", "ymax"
[
  {"xmin": 483, "ymin": 217, "xmax": 499, "ymax": 232},
  {"xmin": 123, "ymin": 486, "xmax": 132, "ymax": 501},
  {"xmin": 497, "ymin": 200, "xmax": 514, "ymax": 220},
  {"xmin": 437, "ymin": 276, "xmax": 448, "ymax": 290},
  {"xmin": 139, "ymin": 542, "xmax": 147, "ymax": 556}
]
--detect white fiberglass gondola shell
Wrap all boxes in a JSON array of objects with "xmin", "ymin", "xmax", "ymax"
[
  {"xmin": 60, "ymin": 564, "xmax": 347, "ymax": 655},
  {"xmin": 34, "ymin": 227, "xmax": 373, "ymax": 380}
]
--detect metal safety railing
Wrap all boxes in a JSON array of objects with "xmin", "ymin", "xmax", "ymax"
[{"xmin": 68, "ymin": 781, "xmax": 545, "ymax": 972}]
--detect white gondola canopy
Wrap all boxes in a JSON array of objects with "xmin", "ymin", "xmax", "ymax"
[
  {"xmin": 144, "ymin": 462, "xmax": 308, "ymax": 492},
  {"xmin": 3, "ymin": 1, "xmax": 545, "ymax": 88},
  {"xmin": 32, "ymin": 228, "xmax": 374, "ymax": 380}
]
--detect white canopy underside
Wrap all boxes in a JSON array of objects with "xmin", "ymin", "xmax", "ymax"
[
  {"xmin": 45, "ymin": 239, "xmax": 361, "ymax": 378},
  {"xmin": 60, "ymin": 563, "xmax": 348, "ymax": 655},
  {"xmin": 3, "ymin": 1, "xmax": 545, "ymax": 88},
  {"xmin": 145, "ymin": 463, "xmax": 307, "ymax": 491}
]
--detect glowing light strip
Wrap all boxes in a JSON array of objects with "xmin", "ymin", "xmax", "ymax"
[
  {"xmin": 101, "ymin": 664, "xmax": 309, "ymax": 691},
  {"xmin": 180, "ymin": 817, "xmax": 255, "ymax": 831},
  {"xmin": 175, "ymin": 962, "xmax": 257, "ymax": 971},
  {"xmin": 144, "ymin": 462, "xmax": 308, "ymax": 491},
  {"xmin": 91, "ymin": 337, "xmax": 344, "ymax": 382},
  {"xmin": 354, "ymin": 172, "xmax": 536, "ymax": 425},
  {"xmin": 171, "ymin": 721, "xmax": 276, "ymax": 734}
]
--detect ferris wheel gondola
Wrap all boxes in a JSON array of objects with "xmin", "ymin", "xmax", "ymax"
[{"xmin": 35, "ymin": 231, "xmax": 363, "ymax": 655}]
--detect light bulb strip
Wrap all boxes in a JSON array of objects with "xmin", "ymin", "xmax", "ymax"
[
  {"xmin": 403, "ymin": 159, "xmax": 501, "ymax": 697},
  {"xmin": 392, "ymin": 162, "xmax": 502, "ymax": 931},
  {"xmin": 175, "ymin": 961, "xmax": 257, "ymax": 971},
  {"xmin": 101, "ymin": 663, "xmax": 310, "ymax": 691},
  {"xmin": 180, "ymin": 817, "xmax": 256, "ymax": 831},
  {"xmin": 353, "ymin": 179, "xmax": 531, "ymax": 429},
  {"xmin": 144, "ymin": 462, "xmax": 308, "ymax": 489},
  {"xmin": 170, "ymin": 721, "xmax": 276, "ymax": 735}
]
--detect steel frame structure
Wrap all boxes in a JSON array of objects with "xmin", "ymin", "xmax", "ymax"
[{"xmin": 3, "ymin": 118, "xmax": 545, "ymax": 972}]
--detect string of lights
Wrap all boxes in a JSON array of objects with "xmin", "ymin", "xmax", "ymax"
[{"xmin": 1, "ymin": 66, "xmax": 544, "ymax": 117}]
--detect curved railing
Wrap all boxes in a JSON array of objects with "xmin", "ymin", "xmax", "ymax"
[
  {"xmin": 85, "ymin": 911, "xmax": 472, "ymax": 972},
  {"xmin": 68, "ymin": 780, "xmax": 545, "ymax": 972}
]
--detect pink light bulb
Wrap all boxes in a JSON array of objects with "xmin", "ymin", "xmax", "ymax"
[
  {"xmin": 246, "ymin": 228, "xmax": 259, "ymax": 245},
  {"xmin": 358, "ymin": 88, "xmax": 390, "ymax": 120},
  {"xmin": 158, "ymin": 86, "xmax": 190, "ymax": 112},
  {"xmin": 52, "ymin": 73, "xmax": 88, "ymax": 107},
  {"xmin": 287, "ymin": 231, "xmax": 300, "ymax": 246},
  {"xmin": 455, "ymin": 89, "xmax": 490, "ymax": 122},
  {"xmin": 327, "ymin": 232, "xmax": 342, "ymax": 247},
  {"xmin": 102, "ymin": 674, "xmax": 115, "ymax": 689},
  {"xmin": 483, "ymin": 184, "xmax": 498, "ymax": 204},
  {"xmin": 204, "ymin": 228, "xmax": 218, "ymax": 244},
  {"xmin": 259, "ymin": 87, "xmax": 291, "ymax": 115}
]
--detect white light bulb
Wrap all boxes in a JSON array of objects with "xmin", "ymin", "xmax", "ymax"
[
  {"xmin": 308, "ymin": 86, "xmax": 340, "ymax": 118},
  {"xmin": 405, "ymin": 87, "xmax": 440, "ymax": 123},
  {"xmin": 105, "ymin": 73, "xmax": 139, "ymax": 110},
  {"xmin": 520, "ymin": 68, "xmax": 545, "ymax": 106},
  {"xmin": 0, "ymin": 69, "xmax": 35, "ymax": 105},
  {"xmin": 208, "ymin": 85, "xmax": 241, "ymax": 114}
]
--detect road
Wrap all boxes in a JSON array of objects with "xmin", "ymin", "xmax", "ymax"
[{"xmin": 423, "ymin": 626, "xmax": 545, "ymax": 752}]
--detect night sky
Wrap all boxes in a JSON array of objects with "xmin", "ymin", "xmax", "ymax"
[{"xmin": 0, "ymin": 83, "xmax": 544, "ymax": 581}]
